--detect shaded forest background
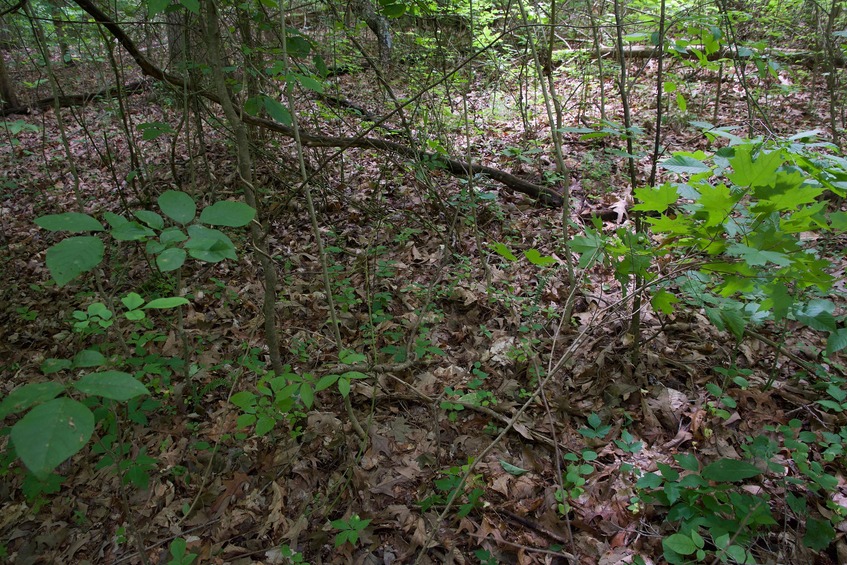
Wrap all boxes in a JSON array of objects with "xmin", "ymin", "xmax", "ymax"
[{"xmin": 1, "ymin": 0, "xmax": 847, "ymax": 563}]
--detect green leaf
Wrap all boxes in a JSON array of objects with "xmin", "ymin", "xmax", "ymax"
[
  {"xmin": 633, "ymin": 184, "xmax": 679, "ymax": 213},
  {"xmin": 699, "ymin": 183, "xmax": 738, "ymax": 227},
  {"xmin": 264, "ymin": 97, "xmax": 292, "ymax": 125},
  {"xmin": 103, "ymin": 212, "xmax": 129, "ymax": 229},
  {"xmin": 72, "ymin": 349, "xmax": 106, "ymax": 368},
  {"xmin": 144, "ymin": 297, "xmax": 189, "ymax": 309},
  {"xmin": 156, "ymin": 248, "xmax": 186, "ymax": 272},
  {"xmin": 110, "ymin": 221, "xmax": 155, "ymax": 241},
  {"xmin": 159, "ymin": 227, "xmax": 188, "ymax": 244},
  {"xmin": 46, "ymin": 236, "xmax": 104, "ymax": 286},
  {"xmin": 41, "ymin": 358, "xmax": 72, "ymax": 374},
  {"xmin": 315, "ymin": 374, "xmax": 339, "ymax": 391},
  {"xmin": 179, "ymin": 0, "xmax": 199, "ymax": 14},
  {"xmin": 0, "ymin": 382, "xmax": 66, "ymax": 419},
  {"xmin": 701, "ymin": 458, "xmax": 762, "ymax": 482},
  {"xmin": 148, "ymin": 0, "xmax": 170, "ymax": 17},
  {"xmin": 499, "ymin": 460, "xmax": 529, "ymax": 476},
  {"xmin": 826, "ymin": 329, "xmax": 847, "ymax": 356},
  {"xmin": 663, "ymin": 533, "xmax": 697, "ymax": 555},
  {"xmin": 674, "ymin": 453, "xmax": 700, "ymax": 471},
  {"xmin": 184, "ymin": 225, "xmax": 237, "ymax": 262},
  {"xmin": 727, "ymin": 145, "xmax": 782, "ymax": 188},
  {"xmin": 804, "ymin": 518, "xmax": 835, "ymax": 551},
  {"xmin": 74, "ymin": 371, "xmax": 150, "ymax": 401},
  {"xmin": 727, "ymin": 243, "xmax": 791, "ymax": 268},
  {"xmin": 651, "ymin": 289, "xmax": 679, "ymax": 315},
  {"xmin": 524, "ymin": 248, "xmax": 556, "ymax": 266},
  {"xmin": 35, "ymin": 213, "xmax": 104, "ymax": 233},
  {"xmin": 11, "ymin": 398, "xmax": 94, "ymax": 479},
  {"xmin": 660, "ymin": 155, "xmax": 711, "ymax": 174},
  {"xmin": 158, "ymin": 191, "xmax": 196, "ymax": 224},
  {"xmin": 121, "ymin": 292, "xmax": 145, "ymax": 310},
  {"xmin": 338, "ymin": 377, "xmax": 351, "ymax": 398},
  {"xmin": 230, "ymin": 391, "xmax": 256, "ymax": 410},
  {"xmin": 255, "ymin": 414, "xmax": 275, "ymax": 436},
  {"xmin": 490, "ymin": 242, "xmax": 517, "ymax": 261},
  {"xmin": 199, "ymin": 201, "xmax": 256, "ymax": 227},
  {"xmin": 291, "ymin": 73, "xmax": 323, "ymax": 93},
  {"xmin": 300, "ymin": 383, "xmax": 314, "ymax": 409},
  {"xmin": 133, "ymin": 210, "xmax": 165, "ymax": 230},
  {"xmin": 137, "ymin": 121, "xmax": 176, "ymax": 141}
]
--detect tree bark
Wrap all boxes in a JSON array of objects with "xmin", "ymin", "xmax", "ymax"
[{"xmin": 0, "ymin": 51, "xmax": 20, "ymax": 108}]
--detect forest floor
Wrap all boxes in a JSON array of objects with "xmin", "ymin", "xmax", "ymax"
[{"xmin": 1, "ymin": 46, "xmax": 846, "ymax": 565}]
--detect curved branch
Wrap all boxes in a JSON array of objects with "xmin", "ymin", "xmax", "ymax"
[{"xmin": 70, "ymin": 0, "xmax": 563, "ymax": 206}]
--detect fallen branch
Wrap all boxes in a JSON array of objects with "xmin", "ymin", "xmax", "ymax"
[
  {"xmin": 0, "ymin": 80, "xmax": 148, "ymax": 116},
  {"xmin": 70, "ymin": 0, "xmax": 563, "ymax": 206}
]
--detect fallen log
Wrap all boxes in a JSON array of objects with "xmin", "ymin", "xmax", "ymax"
[
  {"xmin": 70, "ymin": 0, "xmax": 564, "ymax": 207},
  {"xmin": 1, "ymin": 80, "xmax": 148, "ymax": 116}
]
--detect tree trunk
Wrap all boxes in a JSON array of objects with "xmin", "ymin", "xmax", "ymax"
[
  {"xmin": 0, "ymin": 51, "xmax": 19, "ymax": 108},
  {"xmin": 350, "ymin": 0, "xmax": 392, "ymax": 65}
]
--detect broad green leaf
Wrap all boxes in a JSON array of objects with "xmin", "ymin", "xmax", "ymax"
[
  {"xmin": 230, "ymin": 391, "xmax": 257, "ymax": 410},
  {"xmin": 121, "ymin": 292, "xmax": 145, "ymax": 310},
  {"xmin": 674, "ymin": 453, "xmax": 700, "ymax": 471},
  {"xmin": 291, "ymin": 73, "xmax": 323, "ymax": 93},
  {"xmin": 160, "ymin": 227, "xmax": 188, "ymax": 244},
  {"xmin": 663, "ymin": 533, "xmax": 697, "ymax": 555},
  {"xmin": 11, "ymin": 398, "xmax": 94, "ymax": 479},
  {"xmin": 184, "ymin": 225, "xmax": 237, "ymax": 262},
  {"xmin": 41, "ymin": 358, "xmax": 72, "ymax": 374},
  {"xmin": 727, "ymin": 145, "xmax": 782, "ymax": 188},
  {"xmin": 490, "ymin": 242, "xmax": 517, "ymax": 261},
  {"xmin": 340, "ymin": 350, "xmax": 367, "ymax": 364},
  {"xmin": 300, "ymin": 383, "xmax": 314, "ymax": 408},
  {"xmin": 158, "ymin": 190, "xmax": 196, "ymax": 224},
  {"xmin": 727, "ymin": 243, "xmax": 791, "ymax": 267},
  {"xmin": 826, "ymin": 328, "xmax": 847, "ymax": 356},
  {"xmin": 633, "ymin": 184, "xmax": 679, "ymax": 212},
  {"xmin": 0, "ymin": 382, "xmax": 66, "ymax": 419},
  {"xmin": 315, "ymin": 374, "xmax": 340, "ymax": 391},
  {"xmin": 338, "ymin": 377, "xmax": 351, "ymax": 398},
  {"xmin": 524, "ymin": 249, "xmax": 556, "ymax": 266},
  {"xmin": 651, "ymin": 289, "xmax": 679, "ymax": 315},
  {"xmin": 144, "ymin": 297, "xmax": 189, "ymax": 309},
  {"xmin": 74, "ymin": 371, "xmax": 150, "ymax": 401},
  {"xmin": 148, "ymin": 0, "xmax": 170, "ymax": 17},
  {"xmin": 156, "ymin": 247, "xmax": 186, "ymax": 272},
  {"xmin": 721, "ymin": 308, "xmax": 747, "ymax": 340},
  {"xmin": 137, "ymin": 121, "xmax": 175, "ymax": 140},
  {"xmin": 72, "ymin": 349, "xmax": 106, "ymax": 368},
  {"xmin": 35, "ymin": 213, "xmax": 104, "ymax": 233},
  {"xmin": 255, "ymin": 414, "xmax": 275, "ymax": 436},
  {"xmin": 701, "ymin": 458, "xmax": 762, "ymax": 481},
  {"xmin": 180, "ymin": 0, "xmax": 199, "ymax": 13},
  {"xmin": 199, "ymin": 200, "xmax": 256, "ymax": 227},
  {"xmin": 133, "ymin": 210, "xmax": 164, "ymax": 230},
  {"xmin": 111, "ymin": 221, "xmax": 155, "ymax": 241},
  {"xmin": 264, "ymin": 97, "xmax": 292, "ymax": 125},
  {"xmin": 46, "ymin": 236, "xmax": 104, "ymax": 286},
  {"xmin": 698, "ymin": 183, "xmax": 737, "ymax": 227},
  {"xmin": 660, "ymin": 155, "xmax": 711, "ymax": 174},
  {"xmin": 804, "ymin": 518, "xmax": 835, "ymax": 551},
  {"xmin": 499, "ymin": 460, "xmax": 529, "ymax": 476},
  {"xmin": 103, "ymin": 211, "xmax": 129, "ymax": 229}
]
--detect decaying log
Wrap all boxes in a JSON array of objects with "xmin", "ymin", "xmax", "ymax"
[{"xmin": 70, "ymin": 0, "xmax": 564, "ymax": 207}]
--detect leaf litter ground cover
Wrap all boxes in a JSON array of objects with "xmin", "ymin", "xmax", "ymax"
[{"xmin": 1, "ymin": 55, "xmax": 847, "ymax": 565}]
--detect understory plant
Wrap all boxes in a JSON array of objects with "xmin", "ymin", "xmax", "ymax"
[{"xmin": 0, "ymin": 191, "xmax": 254, "ymax": 482}]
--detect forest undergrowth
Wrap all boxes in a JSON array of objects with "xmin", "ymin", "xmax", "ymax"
[{"xmin": 1, "ymin": 34, "xmax": 847, "ymax": 565}]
